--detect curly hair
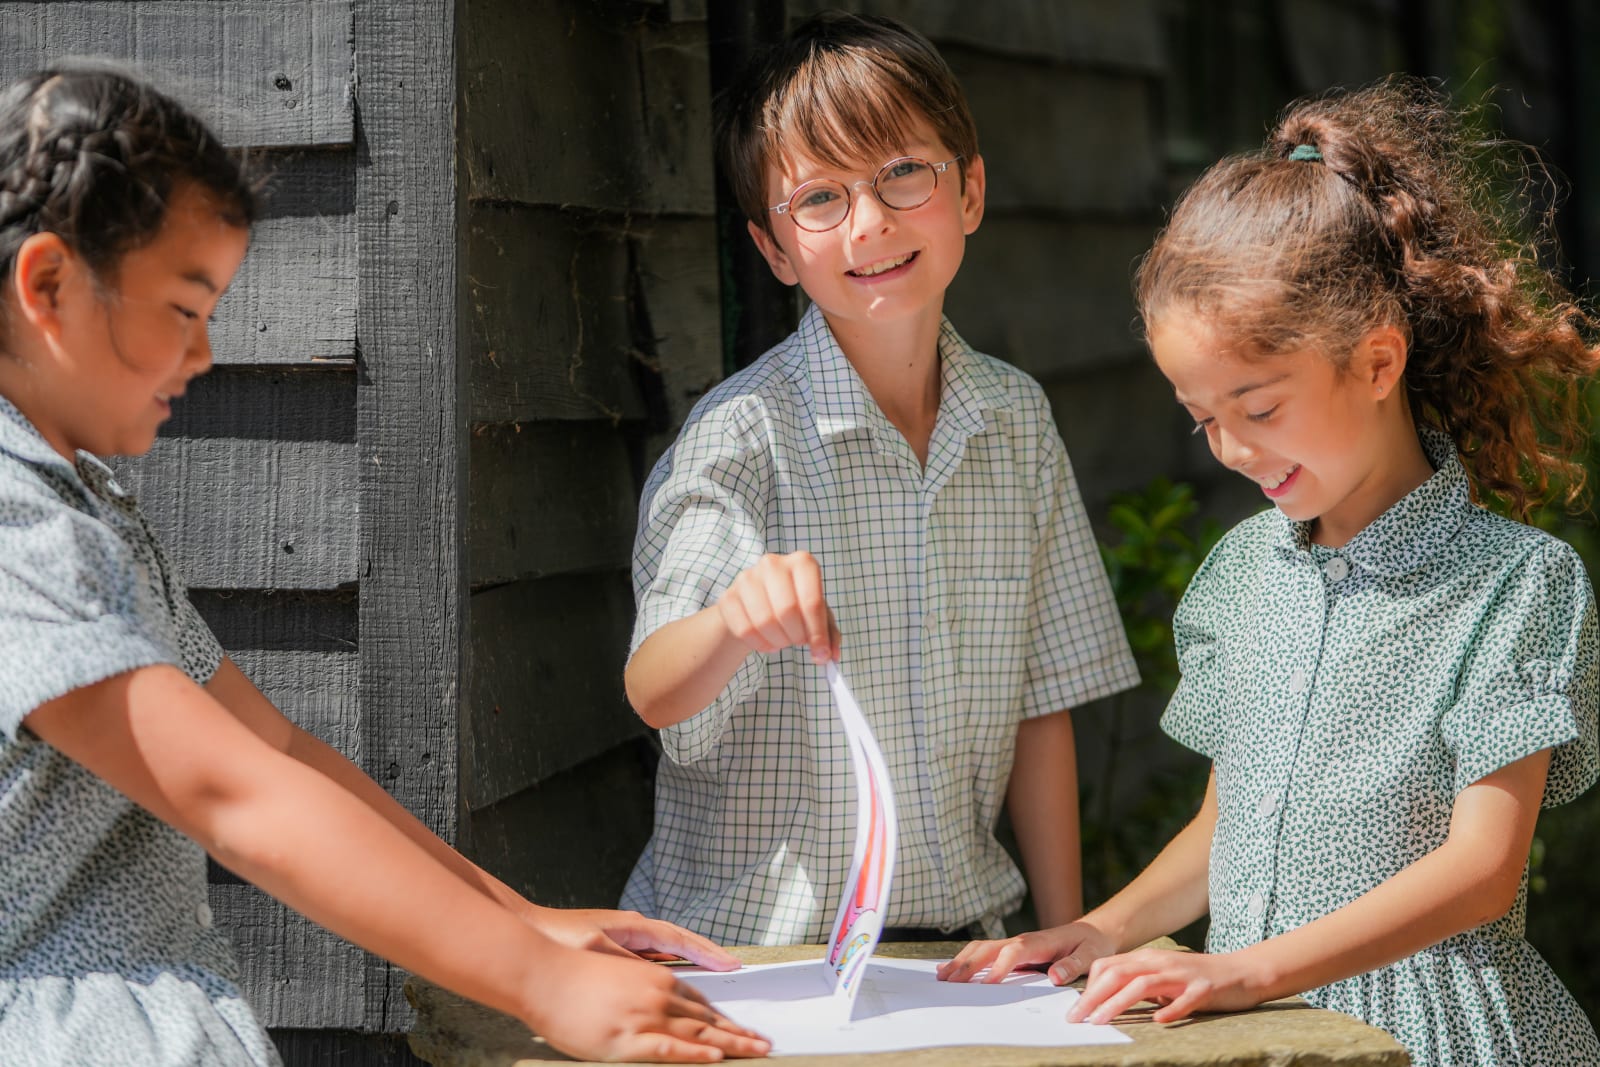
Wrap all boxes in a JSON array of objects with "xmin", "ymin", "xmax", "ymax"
[
  {"xmin": 1136, "ymin": 76, "xmax": 1598, "ymax": 518},
  {"xmin": 0, "ymin": 66, "xmax": 256, "ymax": 319}
]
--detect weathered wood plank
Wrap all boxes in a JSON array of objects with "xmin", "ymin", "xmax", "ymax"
[
  {"xmin": 786, "ymin": 0, "xmax": 1164, "ymax": 72},
  {"xmin": 270, "ymin": 1031, "xmax": 429, "ymax": 1067},
  {"xmin": 194, "ymin": 590, "xmax": 360, "ymax": 756},
  {"xmin": 468, "ymin": 204, "xmax": 646, "ymax": 425},
  {"xmin": 946, "ymin": 48, "xmax": 1162, "ymax": 217},
  {"xmin": 355, "ymin": 0, "xmax": 461, "ymax": 1034},
  {"xmin": 215, "ymin": 149, "xmax": 356, "ymax": 365},
  {"xmin": 463, "ymin": 739, "xmax": 658, "ymax": 909},
  {"xmin": 0, "ymin": 1, "xmax": 354, "ymax": 147},
  {"xmin": 210, "ymin": 884, "xmax": 369, "ymax": 1030},
  {"xmin": 633, "ymin": 218, "xmax": 724, "ymax": 435},
  {"xmin": 463, "ymin": 0, "xmax": 712, "ymax": 213},
  {"xmin": 110, "ymin": 369, "xmax": 358, "ymax": 591},
  {"xmin": 464, "ymin": 572, "xmax": 646, "ymax": 811},
  {"xmin": 467, "ymin": 423, "xmax": 636, "ymax": 587},
  {"xmin": 945, "ymin": 219, "xmax": 1152, "ymax": 379},
  {"xmin": 1281, "ymin": 0, "xmax": 1404, "ymax": 93}
]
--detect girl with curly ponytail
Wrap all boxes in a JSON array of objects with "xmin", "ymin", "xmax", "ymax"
[
  {"xmin": 0, "ymin": 68, "xmax": 766, "ymax": 1066},
  {"xmin": 941, "ymin": 77, "xmax": 1600, "ymax": 1067}
]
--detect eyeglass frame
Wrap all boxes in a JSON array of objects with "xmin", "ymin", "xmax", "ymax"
[{"xmin": 766, "ymin": 155, "xmax": 965, "ymax": 232}]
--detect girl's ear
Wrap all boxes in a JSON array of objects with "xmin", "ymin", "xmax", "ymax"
[
  {"xmin": 747, "ymin": 219, "xmax": 799, "ymax": 286},
  {"xmin": 1356, "ymin": 324, "xmax": 1408, "ymax": 400},
  {"xmin": 11, "ymin": 232, "xmax": 76, "ymax": 340},
  {"xmin": 959, "ymin": 153, "xmax": 986, "ymax": 236}
]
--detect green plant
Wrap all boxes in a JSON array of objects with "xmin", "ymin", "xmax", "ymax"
[{"xmin": 1079, "ymin": 479, "xmax": 1221, "ymax": 938}]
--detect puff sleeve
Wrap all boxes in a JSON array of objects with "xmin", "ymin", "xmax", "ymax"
[
  {"xmin": 1441, "ymin": 539, "xmax": 1598, "ymax": 807},
  {"xmin": 1159, "ymin": 533, "xmax": 1235, "ymax": 760}
]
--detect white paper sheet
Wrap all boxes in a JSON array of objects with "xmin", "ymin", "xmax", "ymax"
[
  {"xmin": 678, "ymin": 957, "xmax": 1133, "ymax": 1055},
  {"xmin": 821, "ymin": 662, "xmax": 897, "ymax": 1009}
]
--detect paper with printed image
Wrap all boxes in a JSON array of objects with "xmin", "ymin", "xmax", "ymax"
[
  {"xmin": 676, "ymin": 957, "xmax": 1134, "ymax": 1055},
  {"xmin": 821, "ymin": 660, "xmax": 897, "ymax": 1010}
]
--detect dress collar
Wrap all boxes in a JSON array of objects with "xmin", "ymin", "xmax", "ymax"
[
  {"xmin": 798, "ymin": 302, "xmax": 1008, "ymax": 441},
  {"xmin": 0, "ymin": 393, "xmax": 72, "ymax": 471},
  {"xmin": 1272, "ymin": 427, "xmax": 1470, "ymax": 577}
]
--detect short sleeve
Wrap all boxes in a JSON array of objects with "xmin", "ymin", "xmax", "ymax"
[
  {"xmin": 0, "ymin": 481, "xmax": 173, "ymax": 743},
  {"xmin": 1159, "ymin": 535, "xmax": 1234, "ymax": 759},
  {"xmin": 1021, "ymin": 420, "xmax": 1140, "ymax": 717},
  {"xmin": 629, "ymin": 398, "xmax": 772, "ymax": 764},
  {"xmin": 1441, "ymin": 540, "xmax": 1599, "ymax": 807}
]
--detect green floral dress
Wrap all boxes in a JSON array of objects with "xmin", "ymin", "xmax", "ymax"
[{"xmin": 1164, "ymin": 429, "xmax": 1600, "ymax": 1067}]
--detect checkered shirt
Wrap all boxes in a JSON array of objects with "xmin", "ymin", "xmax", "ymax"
[{"xmin": 621, "ymin": 304, "xmax": 1139, "ymax": 945}]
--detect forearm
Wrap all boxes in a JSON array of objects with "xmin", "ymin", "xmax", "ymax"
[
  {"xmin": 624, "ymin": 605, "xmax": 749, "ymax": 728},
  {"xmin": 1006, "ymin": 711, "xmax": 1082, "ymax": 925},
  {"xmin": 1239, "ymin": 753, "xmax": 1549, "ymax": 1002},
  {"xmin": 1081, "ymin": 770, "xmax": 1216, "ymax": 950},
  {"xmin": 286, "ymin": 727, "xmax": 536, "ymax": 916},
  {"xmin": 203, "ymin": 741, "xmax": 570, "ymax": 1025}
]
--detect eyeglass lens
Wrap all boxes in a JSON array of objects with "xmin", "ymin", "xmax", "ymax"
[{"xmin": 787, "ymin": 158, "xmax": 939, "ymax": 232}]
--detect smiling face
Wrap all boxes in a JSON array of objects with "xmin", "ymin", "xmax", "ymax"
[
  {"xmin": 746, "ymin": 120, "xmax": 985, "ymax": 332},
  {"xmin": 1149, "ymin": 314, "xmax": 1428, "ymax": 545},
  {"xmin": 6, "ymin": 182, "xmax": 250, "ymax": 460}
]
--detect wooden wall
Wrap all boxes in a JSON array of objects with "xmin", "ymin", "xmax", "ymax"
[{"xmin": 456, "ymin": 0, "xmax": 722, "ymax": 905}]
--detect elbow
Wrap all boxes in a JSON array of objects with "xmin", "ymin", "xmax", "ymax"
[{"xmin": 624, "ymin": 672, "xmax": 674, "ymax": 731}]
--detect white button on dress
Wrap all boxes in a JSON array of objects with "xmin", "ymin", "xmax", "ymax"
[
  {"xmin": 195, "ymin": 901, "xmax": 213, "ymax": 929},
  {"xmin": 1247, "ymin": 891, "xmax": 1267, "ymax": 918},
  {"xmin": 1289, "ymin": 667, "xmax": 1309, "ymax": 694},
  {"xmin": 1324, "ymin": 556, "xmax": 1350, "ymax": 581}
]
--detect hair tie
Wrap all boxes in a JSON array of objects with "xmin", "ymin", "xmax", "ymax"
[{"xmin": 1288, "ymin": 144, "xmax": 1323, "ymax": 163}]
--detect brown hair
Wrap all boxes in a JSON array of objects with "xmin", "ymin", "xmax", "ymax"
[
  {"xmin": 715, "ymin": 11, "xmax": 978, "ymax": 238},
  {"xmin": 1136, "ymin": 76, "xmax": 1598, "ymax": 518}
]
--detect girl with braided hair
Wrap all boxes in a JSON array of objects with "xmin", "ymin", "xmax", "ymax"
[
  {"xmin": 0, "ymin": 68, "xmax": 767, "ymax": 1066},
  {"xmin": 941, "ymin": 77, "xmax": 1600, "ymax": 1066}
]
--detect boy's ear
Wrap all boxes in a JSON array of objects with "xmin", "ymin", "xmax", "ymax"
[
  {"xmin": 960, "ymin": 154, "xmax": 986, "ymax": 236},
  {"xmin": 10, "ymin": 232, "xmax": 75, "ymax": 340},
  {"xmin": 1355, "ymin": 324, "xmax": 1408, "ymax": 399},
  {"xmin": 746, "ymin": 219, "xmax": 799, "ymax": 287}
]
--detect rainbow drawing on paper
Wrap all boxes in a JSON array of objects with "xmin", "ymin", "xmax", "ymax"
[{"xmin": 822, "ymin": 661, "xmax": 898, "ymax": 1010}]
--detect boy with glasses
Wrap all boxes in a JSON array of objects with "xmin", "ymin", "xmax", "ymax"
[{"xmin": 622, "ymin": 11, "xmax": 1138, "ymax": 947}]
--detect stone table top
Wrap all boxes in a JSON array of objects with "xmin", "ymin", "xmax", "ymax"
[{"xmin": 404, "ymin": 941, "xmax": 1409, "ymax": 1066}]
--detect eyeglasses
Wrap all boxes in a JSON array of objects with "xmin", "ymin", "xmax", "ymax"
[{"xmin": 768, "ymin": 155, "xmax": 963, "ymax": 233}]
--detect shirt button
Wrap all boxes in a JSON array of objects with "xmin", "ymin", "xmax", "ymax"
[
  {"xmin": 1323, "ymin": 556, "xmax": 1350, "ymax": 581},
  {"xmin": 1288, "ymin": 668, "xmax": 1309, "ymax": 694},
  {"xmin": 1247, "ymin": 892, "xmax": 1267, "ymax": 919},
  {"xmin": 85, "ymin": 600, "xmax": 104, "ymax": 616},
  {"xmin": 196, "ymin": 901, "xmax": 214, "ymax": 928},
  {"xmin": 1257, "ymin": 793, "xmax": 1279, "ymax": 817}
]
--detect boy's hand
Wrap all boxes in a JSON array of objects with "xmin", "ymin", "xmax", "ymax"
[
  {"xmin": 527, "ymin": 906, "xmax": 742, "ymax": 971},
  {"xmin": 718, "ymin": 552, "xmax": 841, "ymax": 664},
  {"xmin": 531, "ymin": 948, "xmax": 770, "ymax": 1062},
  {"xmin": 1066, "ymin": 947, "xmax": 1262, "ymax": 1024},
  {"xmin": 936, "ymin": 921, "xmax": 1116, "ymax": 985}
]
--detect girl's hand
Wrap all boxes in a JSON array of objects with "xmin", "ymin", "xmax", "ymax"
[
  {"xmin": 936, "ymin": 921, "xmax": 1116, "ymax": 985},
  {"xmin": 717, "ymin": 552, "xmax": 841, "ymax": 664},
  {"xmin": 527, "ymin": 906, "xmax": 741, "ymax": 971},
  {"xmin": 1066, "ymin": 947, "xmax": 1264, "ymax": 1024},
  {"xmin": 534, "ymin": 949, "xmax": 769, "ymax": 1062}
]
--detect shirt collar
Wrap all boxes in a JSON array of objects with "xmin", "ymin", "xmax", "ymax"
[
  {"xmin": 1272, "ymin": 426, "xmax": 1470, "ymax": 577},
  {"xmin": 0, "ymin": 393, "xmax": 73, "ymax": 471},
  {"xmin": 0, "ymin": 391, "xmax": 128, "ymax": 499},
  {"xmin": 798, "ymin": 302, "xmax": 1009, "ymax": 440}
]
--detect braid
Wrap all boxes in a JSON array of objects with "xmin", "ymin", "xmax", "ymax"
[{"xmin": 0, "ymin": 67, "xmax": 256, "ymax": 327}]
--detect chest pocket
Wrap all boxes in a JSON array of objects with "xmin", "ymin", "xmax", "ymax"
[{"xmin": 957, "ymin": 577, "xmax": 1030, "ymax": 736}]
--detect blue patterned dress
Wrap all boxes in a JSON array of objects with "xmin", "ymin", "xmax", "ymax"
[
  {"xmin": 0, "ymin": 397, "xmax": 279, "ymax": 1066},
  {"xmin": 1164, "ymin": 429, "xmax": 1600, "ymax": 1067}
]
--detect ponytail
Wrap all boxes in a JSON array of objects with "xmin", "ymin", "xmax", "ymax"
[{"xmin": 1137, "ymin": 76, "xmax": 1597, "ymax": 517}]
